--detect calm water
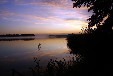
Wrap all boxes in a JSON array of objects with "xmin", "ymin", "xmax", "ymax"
[{"xmin": 0, "ymin": 37, "xmax": 74, "ymax": 76}]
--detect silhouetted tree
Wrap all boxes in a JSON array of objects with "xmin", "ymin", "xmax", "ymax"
[{"xmin": 72, "ymin": 0, "xmax": 113, "ymax": 33}]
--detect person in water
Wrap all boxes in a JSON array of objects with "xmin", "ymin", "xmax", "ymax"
[{"xmin": 38, "ymin": 43, "xmax": 41, "ymax": 50}]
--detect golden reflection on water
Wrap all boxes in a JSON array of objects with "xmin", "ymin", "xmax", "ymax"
[
  {"xmin": 0, "ymin": 38, "xmax": 77, "ymax": 76},
  {"xmin": 0, "ymin": 38, "xmax": 71, "ymax": 66}
]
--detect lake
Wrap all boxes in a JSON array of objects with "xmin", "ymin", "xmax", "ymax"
[{"xmin": 0, "ymin": 36, "xmax": 75, "ymax": 76}]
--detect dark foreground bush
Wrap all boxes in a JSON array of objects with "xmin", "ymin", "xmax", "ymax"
[
  {"xmin": 29, "ymin": 55, "xmax": 84, "ymax": 76},
  {"xmin": 66, "ymin": 32, "xmax": 113, "ymax": 76}
]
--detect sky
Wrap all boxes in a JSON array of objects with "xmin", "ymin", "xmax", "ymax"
[{"xmin": 0, "ymin": 0, "xmax": 91, "ymax": 34}]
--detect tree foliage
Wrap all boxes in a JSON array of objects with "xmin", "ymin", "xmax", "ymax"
[{"xmin": 72, "ymin": 0, "xmax": 113, "ymax": 32}]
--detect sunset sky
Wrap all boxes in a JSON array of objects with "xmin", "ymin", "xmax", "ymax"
[{"xmin": 0, "ymin": 0, "xmax": 92, "ymax": 34}]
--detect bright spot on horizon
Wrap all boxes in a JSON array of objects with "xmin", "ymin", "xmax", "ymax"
[{"xmin": 0, "ymin": 0, "xmax": 91, "ymax": 34}]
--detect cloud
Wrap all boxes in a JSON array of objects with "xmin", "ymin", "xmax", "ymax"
[
  {"xmin": 40, "ymin": 0, "xmax": 69, "ymax": 6},
  {"xmin": 0, "ymin": 9, "xmax": 88, "ymax": 23},
  {"xmin": 14, "ymin": 0, "xmax": 88, "ymax": 10},
  {"xmin": 66, "ymin": 18, "xmax": 81, "ymax": 21},
  {"xmin": 13, "ymin": 0, "xmax": 90, "ymax": 20},
  {"xmin": 14, "ymin": 0, "xmax": 68, "ymax": 6},
  {"xmin": 0, "ymin": 10, "xmax": 88, "ymax": 27},
  {"xmin": 64, "ymin": 14, "xmax": 89, "ymax": 22},
  {"xmin": 64, "ymin": 19, "xmax": 87, "ymax": 27},
  {"xmin": 0, "ymin": 0, "xmax": 8, "ymax": 4},
  {"xmin": 51, "ymin": 8, "xmax": 89, "ymax": 23},
  {"xmin": 0, "ymin": 0, "xmax": 90, "ymax": 34},
  {"xmin": 0, "ymin": 10, "xmax": 63, "ymax": 25},
  {"xmin": 0, "ymin": 10, "xmax": 15, "ymax": 18},
  {"xmin": 0, "ymin": 7, "xmax": 89, "ymax": 26},
  {"xmin": 14, "ymin": 0, "xmax": 73, "ymax": 9}
]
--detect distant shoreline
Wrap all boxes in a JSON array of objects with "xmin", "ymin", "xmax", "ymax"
[
  {"xmin": 0, "ymin": 34, "xmax": 35, "ymax": 37},
  {"xmin": 49, "ymin": 34, "xmax": 67, "ymax": 38},
  {"xmin": 0, "ymin": 34, "xmax": 68, "ymax": 41},
  {"xmin": 0, "ymin": 38, "xmax": 35, "ymax": 41}
]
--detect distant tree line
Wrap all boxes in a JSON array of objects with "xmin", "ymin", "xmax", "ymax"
[
  {"xmin": 49, "ymin": 35, "xmax": 67, "ymax": 38},
  {"xmin": 0, "ymin": 34, "xmax": 35, "ymax": 37}
]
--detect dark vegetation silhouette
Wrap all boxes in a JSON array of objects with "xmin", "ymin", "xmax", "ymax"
[
  {"xmin": 0, "ymin": 38, "xmax": 35, "ymax": 41},
  {"xmin": 28, "ymin": 56, "xmax": 83, "ymax": 76},
  {"xmin": 0, "ymin": 34, "xmax": 35, "ymax": 41},
  {"xmin": 0, "ymin": 34, "xmax": 35, "ymax": 37},
  {"xmin": 66, "ymin": 0, "xmax": 113, "ymax": 76},
  {"xmin": 11, "ymin": 50, "xmax": 83, "ymax": 76},
  {"xmin": 12, "ymin": 69, "xmax": 24, "ymax": 76},
  {"xmin": 49, "ymin": 35, "xmax": 67, "ymax": 38},
  {"xmin": 72, "ymin": 0, "xmax": 113, "ymax": 33}
]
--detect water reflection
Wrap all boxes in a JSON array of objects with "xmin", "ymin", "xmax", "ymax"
[{"xmin": 0, "ymin": 38, "xmax": 74, "ymax": 76}]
